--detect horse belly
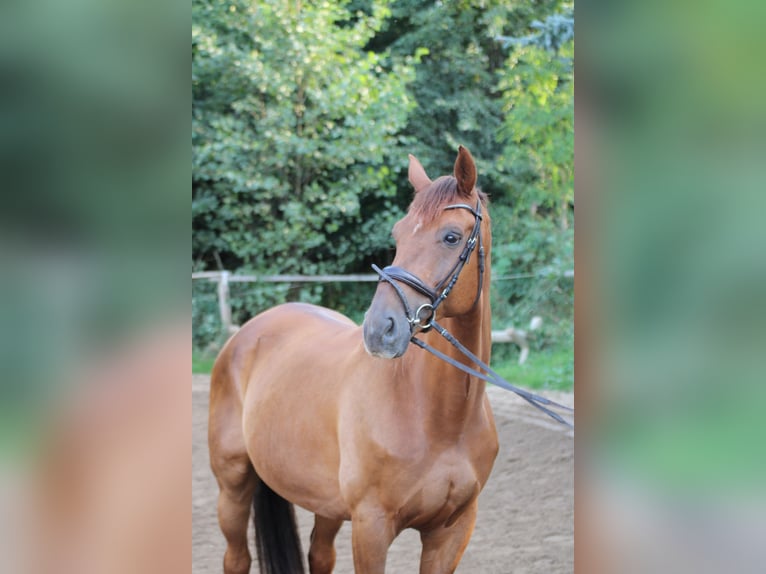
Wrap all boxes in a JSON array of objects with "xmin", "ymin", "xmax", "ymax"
[{"xmin": 239, "ymin": 312, "xmax": 356, "ymax": 520}]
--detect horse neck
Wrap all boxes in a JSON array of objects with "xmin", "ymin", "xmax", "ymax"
[{"xmin": 403, "ymin": 287, "xmax": 492, "ymax": 437}]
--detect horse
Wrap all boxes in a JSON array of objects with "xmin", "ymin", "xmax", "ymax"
[{"xmin": 209, "ymin": 146, "xmax": 498, "ymax": 574}]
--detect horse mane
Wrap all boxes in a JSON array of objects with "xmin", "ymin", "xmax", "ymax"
[{"xmin": 409, "ymin": 176, "xmax": 488, "ymax": 223}]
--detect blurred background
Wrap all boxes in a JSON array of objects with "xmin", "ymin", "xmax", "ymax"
[
  {"xmin": 578, "ymin": 1, "xmax": 766, "ymax": 572},
  {"xmin": 0, "ymin": 0, "xmax": 189, "ymax": 572},
  {"xmin": 191, "ymin": 0, "xmax": 575, "ymax": 391}
]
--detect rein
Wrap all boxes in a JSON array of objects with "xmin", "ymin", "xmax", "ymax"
[
  {"xmin": 411, "ymin": 324, "xmax": 574, "ymax": 428},
  {"xmin": 372, "ymin": 199, "xmax": 574, "ymax": 429}
]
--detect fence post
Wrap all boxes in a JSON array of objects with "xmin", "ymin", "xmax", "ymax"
[{"xmin": 217, "ymin": 271, "xmax": 232, "ymax": 334}]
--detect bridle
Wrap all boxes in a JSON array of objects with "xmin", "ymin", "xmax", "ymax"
[
  {"xmin": 372, "ymin": 199, "xmax": 484, "ymax": 333},
  {"xmin": 371, "ymin": 197, "xmax": 574, "ymax": 428}
]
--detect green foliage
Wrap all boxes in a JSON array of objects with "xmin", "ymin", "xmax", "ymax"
[
  {"xmin": 192, "ymin": 280, "xmax": 226, "ymax": 351},
  {"xmin": 495, "ymin": 10, "xmax": 573, "ymax": 228},
  {"xmin": 192, "ymin": 0, "xmax": 575, "ymax": 358},
  {"xmin": 380, "ymin": 0, "xmax": 508, "ymax": 190},
  {"xmin": 490, "ymin": 203, "xmax": 573, "ymax": 347},
  {"xmin": 497, "ymin": 7, "xmax": 573, "ymax": 52},
  {"xmin": 369, "ymin": 0, "xmax": 570, "ymax": 198},
  {"xmin": 193, "ymin": 0, "xmax": 416, "ymax": 276},
  {"xmin": 487, "ymin": 4, "xmax": 574, "ymax": 349}
]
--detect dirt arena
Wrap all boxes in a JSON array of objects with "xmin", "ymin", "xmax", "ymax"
[{"xmin": 192, "ymin": 374, "xmax": 573, "ymax": 573}]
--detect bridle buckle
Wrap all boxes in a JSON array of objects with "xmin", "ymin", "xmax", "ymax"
[{"xmin": 410, "ymin": 303, "xmax": 434, "ymax": 333}]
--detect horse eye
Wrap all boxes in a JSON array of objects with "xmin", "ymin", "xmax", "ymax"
[{"xmin": 443, "ymin": 232, "xmax": 461, "ymax": 246}]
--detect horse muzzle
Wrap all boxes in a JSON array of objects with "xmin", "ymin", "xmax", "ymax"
[{"xmin": 362, "ymin": 300, "xmax": 412, "ymax": 359}]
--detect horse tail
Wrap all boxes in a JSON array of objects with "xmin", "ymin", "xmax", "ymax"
[{"xmin": 253, "ymin": 478, "xmax": 305, "ymax": 574}]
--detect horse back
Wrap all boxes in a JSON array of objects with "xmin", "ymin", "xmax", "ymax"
[{"xmin": 212, "ymin": 302, "xmax": 356, "ymax": 395}]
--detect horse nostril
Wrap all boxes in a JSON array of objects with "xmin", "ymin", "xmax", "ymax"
[{"xmin": 383, "ymin": 317, "xmax": 395, "ymax": 338}]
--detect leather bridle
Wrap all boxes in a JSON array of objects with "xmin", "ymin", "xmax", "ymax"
[{"xmin": 371, "ymin": 199, "xmax": 484, "ymax": 333}]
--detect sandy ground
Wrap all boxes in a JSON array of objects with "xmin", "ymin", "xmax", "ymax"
[{"xmin": 192, "ymin": 374, "xmax": 573, "ymax": 573}]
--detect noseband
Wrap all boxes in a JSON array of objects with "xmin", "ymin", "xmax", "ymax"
[{"xmin": 372, "ymin": 199, "xmax": 484, "ymax": 333}]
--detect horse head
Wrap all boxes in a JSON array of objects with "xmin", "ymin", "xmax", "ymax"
[{"xmin": 363, "ymin": 146, "xmax": 489, "ymax": 358}]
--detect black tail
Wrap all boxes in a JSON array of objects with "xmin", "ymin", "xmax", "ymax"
[{"xmin": 253, "ymin": 480, "xmax": 305, "ymax": 574}]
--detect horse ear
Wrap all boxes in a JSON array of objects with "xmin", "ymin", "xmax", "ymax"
[
  {"xmin": 408, "ymin": 154, "xmax": 432, "ymax": 193},
  {"xmin": 454, "ymin": 146, "xmax": 477, "ymax": 197}
]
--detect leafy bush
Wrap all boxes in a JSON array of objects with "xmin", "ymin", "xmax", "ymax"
[
  {"xmin": 192, "ymin": 280, "xmax": 225, "ymax": 352},
  {"xmin": 193, "ymin": 0, "xmax": 415, "ymax": 276},
  {"xmin": 490, "ymin": 204, "xmax": 573, "ymax": 350}
]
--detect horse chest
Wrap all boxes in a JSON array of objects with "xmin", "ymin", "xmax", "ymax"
[
  {"xmin": 398, "ymin": 452, "xmax": 482, "ymax": 530},
  {"xmin": 340, "ymin": 430, "xmax": 484, "ymax": 521}
]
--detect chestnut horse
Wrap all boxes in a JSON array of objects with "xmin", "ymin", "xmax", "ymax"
[{"xmin": 209, "ymin": 146, "xmax": 498, "ymax": 574}]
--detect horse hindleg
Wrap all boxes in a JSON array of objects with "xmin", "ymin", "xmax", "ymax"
[
  {"xmin": 308, "ymin": 515, "xmax": 343, "ymax": 574},
  {"xmin": 212, "ymin": 456, "xmax": 258, "ymax": 574},
  {"xmin": 209, "ymin": 366, "xmax": 258, "ymax": 574},
  {"xmin": 418, "ymin": 499, "xmax": 478, "ymax": 574}
]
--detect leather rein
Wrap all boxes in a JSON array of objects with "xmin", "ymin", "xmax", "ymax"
[{"xmin": 372, "ymin": 199, "xmax": 574, "ymax": 429}]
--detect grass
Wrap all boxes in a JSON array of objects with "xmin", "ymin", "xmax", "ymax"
[
  {"xmin": 193, "ymin": 352, "xmax": 216, "ymax": 374},
  {"xmin": 490, "ymin": 343, "xmax": 573, "ymax": 392}
]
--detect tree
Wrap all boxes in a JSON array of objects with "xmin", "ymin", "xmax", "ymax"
[
  {"xmin": 193, "ymin": 0, "xmax": 417, "ymax": 276},
  {"xmin": 495, "ymin": 5, "xmax": 574, "ymax": 229},
  {"xmin": 489, "ymin": 5, "xmax": 574, "ymax": 341},
  {"xmin": 360, "ymin": 0, "xmax": 566, "ymax": 201},
  {"xmin": 374, "ymin": 0, "xmax": 506, "ymax": 193}
]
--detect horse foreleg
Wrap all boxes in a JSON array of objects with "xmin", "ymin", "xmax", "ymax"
[
  {"xmin": 308, "ymin": 515, "xmax": 343, "ymax": 574},
  {"xmin": 418, "ymin": 498, "xmax": 478, "ymax": 574},
  {"xmin": 350, "ymin": 504, "xmax": 396, "ymax": 574}
]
